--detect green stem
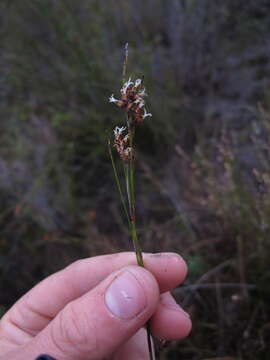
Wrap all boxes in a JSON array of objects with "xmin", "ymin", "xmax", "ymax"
[
  {"xmin": 129, "ymin": 129, "xmax": 136, "ymax": 213},
  {"xmin": 124, "ymin": 162, "xmax": 132, "ymax": 217},
  {"xmin": 124, "ymin": 127, "xmax": 155, "ymax": 360},
  {"xmin": 122, "ymin": 43, "xmax": 129, "ymax": 84},
  {"xmin": 108, "ymin": 140, "xmax": 131, "ymax": 228},
  {"xmin": 130, "ymin": 219, "xmax": 144, "ymax": 267}
]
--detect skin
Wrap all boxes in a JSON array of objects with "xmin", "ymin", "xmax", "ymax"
[{"xmin": 0, "ymin": 252, "xmax": 192, "ymax": 360}]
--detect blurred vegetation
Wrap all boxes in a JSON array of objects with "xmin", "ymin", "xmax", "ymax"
[{"xmin": 1, "ymin": 0, "xmax": 270, "ymax": 359}]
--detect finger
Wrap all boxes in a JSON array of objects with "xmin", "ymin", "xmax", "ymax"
[
  {"xmin": 150, "ymin": 292, "xmax": 192, "ymax": 340},
  {"xmin": 12, "ymin": 265, "xmax": 160, "ymax": 360},
  {"xmin": 1, "ymin": 252, "xmax": 186, "ymax": 341},
  {"xmin": 112, "ymin": 328, "xmax": 149, "ymax": 360}
]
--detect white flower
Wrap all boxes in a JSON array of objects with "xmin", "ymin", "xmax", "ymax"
[
  {"xmin": 121, "ymin": 77, "xmax": 133, "ymax": 93},
  {"xmin": 113, "ymin": 126, "xmax": 126, "ymax": 136},
  {"xmin": 135, "ymin": 79, "xmax": 142, "ymax": 87},
  {"xmin": 138, "ymin": 88, "xmax": 147, "ymax": 97},
  {"xmin": 143, "ymin": 108, "xmax": 152, "ymax": 119},
  {"xmin": 123, "ymin": 134, "xmax": 129, "ymax": 142},
  {"xmin": 138, "ymin": 99, "xmax": 145, "ymax": 108},
  {"xmin": 134, "ymin": 98, "xmax": 145, "ymax": 108},
  {"xmin": 109, "ymin": 94, "xmax": 118, "ymax": 103},
  {"xmin": 122, "ymin": 147, "xmax": 132, "ymax": 160}
]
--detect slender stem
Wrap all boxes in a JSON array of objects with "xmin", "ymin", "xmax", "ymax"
[
  {"xmin": 119, "ymin": 44, "xmax": 154, "ymax": 358},
  {"xmin": 130, "ymin": 219, "xmax": 144, "ymax": 267},
  {"xmin": 124, "ymin": 162, "xmax": 132, "ymax": 218},
  {"xmin": 129, "ymin": 129, "xmax": 136, "ymax": 216},
  {"xmin": 108, "ymin": 140, "xmax": 131, "ymax": 227},
  {"xmin": 122, "ymin": 43, "xmax": 129, "ymax": 84},
  {"xmin": 124, "ymin": 127, "xmax": 155, "ymax": 360},
  {"xmin": 146, "ymin": 322, "xmax": 155, "ymax": 360}
]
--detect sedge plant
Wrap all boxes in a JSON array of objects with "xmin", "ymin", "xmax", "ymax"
[{"xmin": 108, "ymin": 44, "xmax": 155, "ymax": 360}]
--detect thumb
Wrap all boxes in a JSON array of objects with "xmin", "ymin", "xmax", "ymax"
[{"xmin": 20, "ymin": 265, "xmax": 159, "ymax": 360}]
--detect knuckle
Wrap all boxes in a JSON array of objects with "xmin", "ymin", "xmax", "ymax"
[
  {"xmin": 51, "ymin": 301, "xmax": 98, "ymax": 357},
  {"xmin": 63, "ymin": 302, "xmax": 87, "ymax": 346}
]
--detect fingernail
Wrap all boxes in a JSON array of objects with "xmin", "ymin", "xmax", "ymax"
[
  {"xmin": 105, "ymin": 270, "xmax": 146, "ymax": 319},
  {"xmin": 149, "ymin": 252, "xmax": 180, "ymax": 258},
  {"xmin": 161, "ymin": 294, "xmax": 190, "ymax": 318}
]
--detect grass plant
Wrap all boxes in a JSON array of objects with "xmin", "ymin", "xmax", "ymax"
[{"xmin": 109, "ymin": 44, "xmax": 155, "ymax": 360}]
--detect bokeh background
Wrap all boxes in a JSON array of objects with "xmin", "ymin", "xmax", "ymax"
[{"xmin": 1, "ymin": 1, "xmax": 270, "ymax": 359}]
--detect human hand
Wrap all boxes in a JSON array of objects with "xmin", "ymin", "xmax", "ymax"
[{"xmin": 0, "ymin": 252, "xmax": 191, "ymax": 360}]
